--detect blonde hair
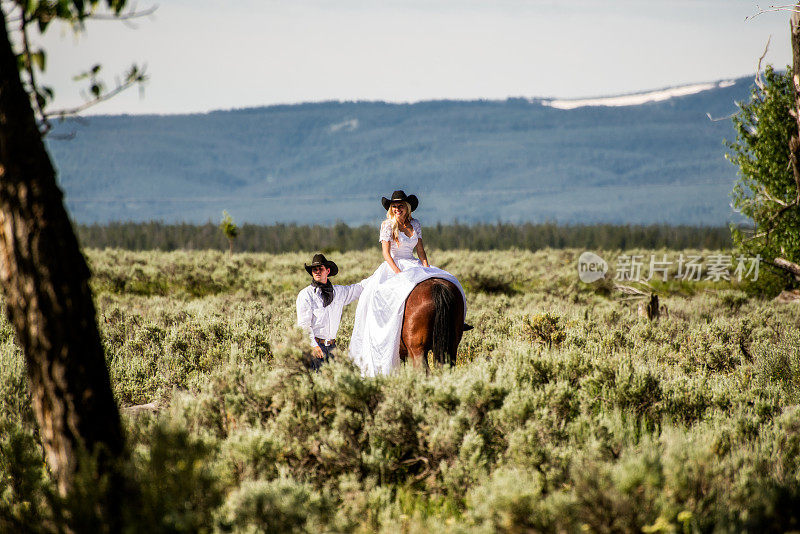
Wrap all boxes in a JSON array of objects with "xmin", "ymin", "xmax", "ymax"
[{"xmin": 385, "ymin": 201, "xmax": 412, "ymax": 243}]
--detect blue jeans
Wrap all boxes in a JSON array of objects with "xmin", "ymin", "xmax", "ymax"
[{"xmin": 309, "ymin": 342, "xmax": 336, "ymax": 371}]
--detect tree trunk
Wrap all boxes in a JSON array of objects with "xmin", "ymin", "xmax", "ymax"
[
  {"xmin": 645, "ymin": 293, "xmax": 660, "ymax": 320},
  {"xmin": 793, "ymin": 8, "xmax": 800, "ymax": 82},
  {"xmin": 789, "ymin": 7, "xmax": 800, "ymax": 193},
  {"xmin": 0, "ymin": 9, "xmax": 124, "ymax": 527}
]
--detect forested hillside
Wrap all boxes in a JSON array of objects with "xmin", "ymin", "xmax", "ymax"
[{"xmin": 47, "ymin": 77, "xmax": 753, "ymax": 225}]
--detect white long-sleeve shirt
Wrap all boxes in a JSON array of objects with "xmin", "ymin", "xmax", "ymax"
[{"xmin": 296, "ymin": 282, "xmax": 364, "ymax": 348}]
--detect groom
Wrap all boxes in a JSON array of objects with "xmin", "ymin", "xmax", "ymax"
[{"xmin": 296, "ymin": 253, "xmax": 365, "ymax": 370}]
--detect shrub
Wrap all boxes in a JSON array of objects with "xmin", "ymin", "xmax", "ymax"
[
  {"xmin": 214, "ymin": 478, "xmax": 330, "ymax": 533},
  {"xmin": 3, "ymin": 248, "xmax": 800, "ymax": 532},
  {"xmin": 523, "ymin": 313, "xmax": 566, "ymax": 348},
  {"xmin": 461, "ymin": 273, "xmax": 519, "ymax": 295},
  {"xmin": 753, "ymin": 330, "xmax": 800, "ymax": 393}
]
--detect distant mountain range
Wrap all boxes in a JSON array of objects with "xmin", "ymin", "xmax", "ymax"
[{"xmin": 47, "ymin": 76, "xmax": 756, "ymax": 226}]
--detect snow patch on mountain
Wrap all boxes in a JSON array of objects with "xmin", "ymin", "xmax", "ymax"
[
  {"xmin": 330, "ymin": 118, "xmax": 359, "ymax": 132},
  {"xmin": 541, "ymin": 80, "xmax": 737, "ymax": 110}
]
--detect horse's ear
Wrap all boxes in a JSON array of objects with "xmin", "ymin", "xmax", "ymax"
[{"xmin": 463, "ymin": 323, "xmax": 474, "ymax": 331}]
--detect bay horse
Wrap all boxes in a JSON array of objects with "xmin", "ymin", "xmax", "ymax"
[{"xmin": 399, "ymin": 278, "xmax": 470, "ymax": 371}]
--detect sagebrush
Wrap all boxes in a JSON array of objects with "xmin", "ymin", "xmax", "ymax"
[{"xmin": 1, "ymin": 248, "xmax": 799, "ymax": 532}]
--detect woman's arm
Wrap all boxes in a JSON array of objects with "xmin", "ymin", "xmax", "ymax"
[
  {"xmin": 382, "ymin": 240, "xmax": 402, "ymax": 274},
  {"xmin": 415, "ymin": 238, "xmax": 430, "ymax": 268}
]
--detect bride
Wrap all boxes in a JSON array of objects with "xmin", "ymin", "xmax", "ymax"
[{"xmin": 349, "ymin": 190, "xmax": 465, "ymax": 377}]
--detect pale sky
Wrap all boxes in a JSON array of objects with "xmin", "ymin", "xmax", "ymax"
[{"xmin": 27, "ymin": 0, "xmax": 794, "ymax": 115}]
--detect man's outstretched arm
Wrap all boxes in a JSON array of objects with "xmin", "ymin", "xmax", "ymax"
[{"xmin": 341, "ymin": 280, "xmax": 366, "ymax": 305}]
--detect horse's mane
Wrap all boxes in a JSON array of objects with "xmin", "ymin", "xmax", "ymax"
[{"xmin": 431, "ymin": 281, "xmax": 458, "ymax": 366}]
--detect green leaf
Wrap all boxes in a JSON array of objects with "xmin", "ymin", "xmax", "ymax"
[
  {"xmin": 106, "ymin": 0, "xmax": 129, "ymax": 15},
  {"xmin": 125, "ymin": 64, "xmax": 147, "ymax": 83},
  {"xmin": 31, "ymin": 50, "xmax": 46, "ymax": 72},
  {"xmin": 90, "ymin": 64, "xmax": 102, "ymax": 75},
  {"xmin": 90, "ymin": 83, "xmax": 102, "ymax": 97},
  {"xmin": 37, "ymin": 17, "xmax": 51, "ymax": 33},
  {"xmin": 73, "ymin": 0, "xmax": 86, "ymax": 17},
  {"xmin": 56, "ymin": 0, "xmax": 72, "ymax": 18}
]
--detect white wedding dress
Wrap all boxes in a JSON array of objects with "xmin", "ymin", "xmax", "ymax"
[{"xmin": 349, "ymin": 219, "xmax": 466, "ymax": 377}]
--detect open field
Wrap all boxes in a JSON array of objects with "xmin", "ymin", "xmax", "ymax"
[{"xmin": 2, "ymin": 248, "xmax": 800, "ymax": 532}]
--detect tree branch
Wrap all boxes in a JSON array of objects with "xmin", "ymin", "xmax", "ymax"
[
  {"xmin": 706, "ymin": 111, "xmax": 739, "ymax": 122},
  {"xmin": 86, "ymin": 4, "xmax": 157, "ymax": 22},
  {"xmin": 760, "ymin": 198, "xmax": 799, "ymax": 244},
  {"xmin": 46, "ymin": 65, "xmax": 147, "ymax": 118},
  {"xmin": 774, "ymin": 256, "xmax": 800, "ymax": 279},
  {"xmin": 742, "ymin": 230, "xmax": 768, "ymax": 243},
  {"xmin": 708, "ymin": 39, "xmax": 770, "ymax": 123},
  {"xmin": 613, "ymin": 281, "xmax": 655, "ymax": 297},
  {"xmin": 755, "ymin": 35, "xmax": 772, "ymax": 93},
  {"xmin": 18, "ymin": 12, "xmax": 50, "ymax": 134},
  {"xmin": 9, "ymin": 1, "xmax": 154, "ymax": 134},
  {"xmin": 747, "ymin": 4, "xmax": 800, "ymax": 21},
  {"xmin": 761, "ymin": 187, "xmax": 790, "ymax": 206}
]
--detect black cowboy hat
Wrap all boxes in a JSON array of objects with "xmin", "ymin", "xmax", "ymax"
[
  {"xmin": 381, "ymin": 190, "xmax": 419, "ymax": 212},
  {"xmin": 304, "ymin": 253, "xmax": 338, "ymax": 277}
]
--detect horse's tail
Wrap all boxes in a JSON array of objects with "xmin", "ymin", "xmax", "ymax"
[{"xmin": 431, "ymin": 280, "xmax": 459, "ymax": 366}]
